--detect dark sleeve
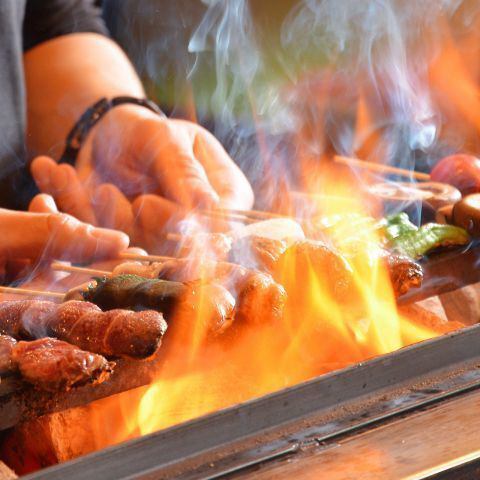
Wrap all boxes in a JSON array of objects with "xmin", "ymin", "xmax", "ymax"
[{"xmin": 23, "ymin": 0, "xmax": 108, "ymax": 51}]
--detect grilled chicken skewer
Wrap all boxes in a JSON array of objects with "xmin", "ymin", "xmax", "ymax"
[
  {"xmin": 0, "ymin": 300, "xmax": 167, "ymax": 359},
  {"xmin": 67, "ymin": 275, "xmax": 236, "ymax": 337},
  {"xmin": 111, "ymin": 260, "xmax": 287, "ymax": 327},
  {"xmin": 0, "ymin": 334, "xmax": 113, "ymax": 392}
]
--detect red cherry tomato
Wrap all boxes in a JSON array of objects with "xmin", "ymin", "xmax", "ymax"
[{"xmin": 431, "ymin": 154, "xmax": 480, "ymax": 195}]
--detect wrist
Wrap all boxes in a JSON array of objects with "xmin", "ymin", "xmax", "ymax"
[{"xmin": 59, "ymin": 97, "xmax": 165, "ymax": 166}]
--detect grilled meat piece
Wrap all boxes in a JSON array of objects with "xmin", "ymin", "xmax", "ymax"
[
  {"xmin": 51, "ymin": 301, "xmax": 167, "ymax": 358},
  {"xmin": 234, "ymin": 272, "xmax": 287, "ymax": 326},
  {"xmin": 79, "ymin": 275, "xmax": 235, "ymax": 337},
  {"xmin": 239, "ymin": 237, "xmax": 422, "ymax": 299},
  {"xmin": 0, "ymin": 334, "xmax": 17, "ymax": 373},
  {"xmin": 174, "ymin": 282, "xmax": 235, "ymax": 337},
  {"xmin": 229, "ymin": 236, "xmax": 289, "ymax": 272},
  {"xmin": 384, "ymin": 253, "xmax": 423, "ymax": 297},
  {"xmin": 0, "ymin": 300, "xmax": 167, "ymax": 359},
  {"xmin": 12, "ymin": 338, "xmax": 113, "ymax": 392},
  {"xmin": 273, "ymin": 240, "xmax": 355, "ymax": 302}
]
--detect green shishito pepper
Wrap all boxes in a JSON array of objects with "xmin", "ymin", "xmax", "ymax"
[
  {"xmin": 82, "ymin": 274, "xmax": 187, "ymax": 314},
  {"xmin": 381, "ymin": 213, "xmax": 418, "ymax": 243},
  {"xmin": 381, "ymin": 213, "xmax": 470, "ymax": 259}
]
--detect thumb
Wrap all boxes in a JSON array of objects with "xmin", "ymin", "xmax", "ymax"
[{"xmin": 28, "ymin": 194, "xmax": 59, "ymax": 214}]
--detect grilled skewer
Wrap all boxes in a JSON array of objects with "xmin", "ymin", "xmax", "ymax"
[
  {"xmin": 0, "ymin": 335, "xmax": 113, "ymax": 392},
  {"xmin": 71, "ymin": 275, "xmax": 236, "ymax": 337},
  {"xmin": 0, "ymin": 300, "xmax": 167, "ymax": 359},
  {"xmin": 112, "ymin": 259, "xmax": 287, "ymax": 327}
]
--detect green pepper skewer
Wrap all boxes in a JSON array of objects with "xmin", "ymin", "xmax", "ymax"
[{"xmin": 390, "ymin": 223, "xmax": 470, "ymax": 259}]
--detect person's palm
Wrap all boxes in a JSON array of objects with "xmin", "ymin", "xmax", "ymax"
[{"xmin": 31, "ymin": 106, "xmax": 253, "ymax": 249}]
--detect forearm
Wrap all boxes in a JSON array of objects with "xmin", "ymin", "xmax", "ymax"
[{"xmin": 24, "ymin": 33, "xmax": 145, "ymax": 159}]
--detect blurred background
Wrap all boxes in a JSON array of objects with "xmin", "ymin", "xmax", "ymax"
[{"xmin": 101, "ymin": 0, "xmax": 480, "ymax": 206}]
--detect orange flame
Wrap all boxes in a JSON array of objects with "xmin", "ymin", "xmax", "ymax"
[
  {"xmin": 79, "ymin": 161, "xmax": 457, "ymax": 454},
  {"xmin": 73, "ymin": 13, "xmax": 480, "ymax": 456}
]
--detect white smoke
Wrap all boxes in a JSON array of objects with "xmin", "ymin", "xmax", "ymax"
[{"xmin": 188, "ymin": 0, "xmax": 472, "ymax": 187}]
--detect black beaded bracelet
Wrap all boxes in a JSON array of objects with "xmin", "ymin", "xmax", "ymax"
[{"xmin": 59, "ymin": 96, "xmax": 166, "ymax": 165}]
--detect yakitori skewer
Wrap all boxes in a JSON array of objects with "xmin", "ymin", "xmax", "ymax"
[
  {"xmin": 334, "ymin": 155, "xmax": 431, "ymax": 181},
  {"xmin": 0, "ymin": 277, "xmax": 235, "ymax": 339},
  {"xmin": 197, "ymin": 209, "xmax": 258, "ymax": 224}
]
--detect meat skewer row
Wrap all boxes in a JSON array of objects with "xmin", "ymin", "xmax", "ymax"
[
  {"xmin": 64, "ymin": 260, "xmax": 287, "ymax": 327},
  {"xmin": 66, "ymin": 276, "xmax": 236, "ymax": 336},
  {"xmin": 54, "ymin": 257, "xmax": 287, "ymax": 327},
  {"xmin": 0, "ymin": 300, "xmax": 167, "ymax": 359},
  {"xmin": 230, "ymin": 236, "xmax": 423, "ymax": 299},
  {"xmin": 144, "ymin": 215, "xmax": 423, "ymax": 299},
  {"xmin": 116, "ymin": 236, "xmax": 422, "ymax": 301},
  {"xmin": 0, "ymin": 334, "xmax": 113, "ymax": 392}
]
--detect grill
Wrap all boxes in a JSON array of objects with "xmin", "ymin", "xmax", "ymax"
[
  {"xmin": 22, "ymin": 321, "xmax": 480, "ymax": 479},
  {"xmin": 0, "ymin": 241, "xmax": 477, "ymax": 479}
]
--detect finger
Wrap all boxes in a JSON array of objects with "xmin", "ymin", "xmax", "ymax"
[
  {"xmin": 146, "ymin": 121, "xmax": 220, "ymax": 209},
  {"xmin": 0, "ymin": 209, "xmax": 129, "ymax": 263},
  {"xmin": 192, "ymin": 127, "xmax": 254, "ymax": 209},
  {"xmin": 28, "ymin": 194, "xmax": 59, "ymax": 214},
  {"xmin": 93, "ymin": 183, "xmax": 135, "ymax": 236},
  {"xmin": 30, "ymin": 156, "xmax": 98, "ymax": 225},
  {"xmin": 132, "ymin": 194, "xmax": 187, "ymax": 251}
]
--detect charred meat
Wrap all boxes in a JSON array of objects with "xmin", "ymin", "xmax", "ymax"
[
  {"xmin": 12, "ymin": 338, "xmax": 113, "ymax": 392},
  {"xmin": 0, "ymin": 334, "xmax": 16, "ymax": 373},
  {"xmin": 78, "ymin": 275, "xmax": 235, "ymax": 337},
  {"xmin": 0, "ymin": 300, "xmax": 167, "ymax": 359},
  {"xmin": 384, "ymin": 253, "xmax": 423, "ymax": 297}
]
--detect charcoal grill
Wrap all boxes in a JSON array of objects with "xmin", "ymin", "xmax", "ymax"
[{"xmin": 2, "ymin": 243, "xmax": 480, "ymax": 478}]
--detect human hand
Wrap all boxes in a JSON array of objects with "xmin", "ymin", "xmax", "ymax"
[
  {"xmin": 76, "ymin": 105, "xmax": 254, "ymax": 210},
  {"xmin": 0, "ymin": 194, "xmax": 129, "ymax": 264},
  {"xmin": 32, "ymin": 106, "xmax": 253, "ymax": 247},
  {"xmin": 31, "ymin": 156, "xmax": 186, "ymax": 249}
]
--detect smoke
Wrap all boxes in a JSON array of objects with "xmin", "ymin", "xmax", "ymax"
[
  {"xmin": 105, "ymin": 0, "xmax": 480, "ymax": 216},
  {"xmin": 186, "ymin": 0, "xmax": 473, "ymax": 199}
]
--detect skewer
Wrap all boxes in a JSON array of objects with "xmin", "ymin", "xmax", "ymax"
[
  {"xmin": 0, "ymin": 286, "xmax": 64, "ymax": 300},
  {"xmin": 198, "ymin": 209, "xmax": 258, "ymax": 224},
  {"xmin": 216, "ymin": 208, "xmax": 286, "ymax": 221},
  {"xmin": 51, "ymin": 263, "xmax": 111, "ymax": 277},
  {"xmin": 166, "ymin": 233, "xmax": 182, "ymax": 242},
  {"xmin": 198, "ymin": 208, "xmax": 288, "ymax": 224},
  {"xmin": 334, "ymin": 155, "xmax": 431, "ymax": 181},
  {"xmin": 119, "ymin": 252, "xmax": 174, "ymax": 262}
]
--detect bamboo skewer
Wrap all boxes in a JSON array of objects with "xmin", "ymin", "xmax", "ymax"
[
  {"xmin": 0, "ymin": 286, "xmax": 64, "ymax": 300},
  {"xmin": 166, "ymin": 233, "xmax": 182, "ymax": 243},
  {"xmin": 198, "ymin": 209, "xmax": 258, "ymax": 224},
  {"xmin": 198, "ymin": 208, "xmax": 287, "ymax": 224},
  {"xmin": 51, "ymin": 263, "xmax": 111, "ymax": 277},
  {"xmin": 119, "ymin": 252, "xmax": 174, "ymax": 262},
  {"xmin": 216, "ymin": 208, "xmax": 285, "ymax": 221},
  {"xmin": 334, "ymin": 155, "xmax": 431, "ymax": 181}
]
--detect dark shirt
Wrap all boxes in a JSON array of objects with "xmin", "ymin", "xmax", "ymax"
[{"xmin": 0, "ymin": 0, "xmax": 106, "ymax": 209}]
